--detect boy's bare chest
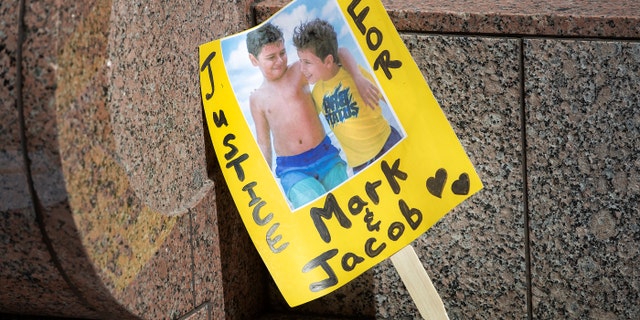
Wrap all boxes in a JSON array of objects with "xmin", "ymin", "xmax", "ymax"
[
  {"xmin": 265, "ymin": 82, "xmax": 303, "ymax": 101},
  {"xmin": 263, "ymin": 85, "xmax": 308, "ymax": 113}
]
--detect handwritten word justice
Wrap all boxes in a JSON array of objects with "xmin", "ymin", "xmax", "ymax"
[
  {"xmin": 199, "ymin": 56, "xmax": 291, "ymax": 254},
  {"xmin": 220, "ymin": 112, "xmax": 287, "ymax": 254}
]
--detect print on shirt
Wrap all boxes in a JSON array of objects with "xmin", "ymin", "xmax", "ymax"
[{"xmin": 322, "ymin": 83, "xmax": 359, "ymax": 127}]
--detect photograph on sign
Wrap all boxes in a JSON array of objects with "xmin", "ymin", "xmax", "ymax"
[{"xmin": 219, "ymin": 0, "xmax": 405, "ymax": 210}]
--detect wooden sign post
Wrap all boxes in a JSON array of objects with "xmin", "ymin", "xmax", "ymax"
[{"xmin": 391, "ymin": 246, "xmax": 450, "ymax": 320}]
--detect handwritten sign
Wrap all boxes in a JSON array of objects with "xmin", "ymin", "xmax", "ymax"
[{"xmin": 199, "ymin": 0, "xmax": 482, "ymax": 307}]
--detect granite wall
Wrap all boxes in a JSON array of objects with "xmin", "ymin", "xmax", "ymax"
[
  {"xmin": 1, "ymin": 0, "xmax": 638, "ymax": 319},
  {"xmin": 2, "ymin": 0, "xmax": 264, "ymax": 319}
]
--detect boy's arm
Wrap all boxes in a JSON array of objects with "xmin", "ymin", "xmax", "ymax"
[
  {"xmin": 338, "ymin": 47, "xmax": 380, "ymax": 109},
  {"xmin": 250, "ymin": 95, "xmax": 273, "ymax": 168}
]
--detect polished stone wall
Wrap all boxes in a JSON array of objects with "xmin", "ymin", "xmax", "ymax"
[
  {"xmin": 2, "ymin": 0, "xmax": 264, "ymax": 319},
  {"xmin": 525, "ymin": 39, "xmax": 639, "ymax": 319}
]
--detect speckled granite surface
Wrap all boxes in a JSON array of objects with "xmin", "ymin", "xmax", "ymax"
[
  {"xmin": 402, "ymin": 35, "xmax": 527, "ymax": 319},
  {"xmin": 525, "ymin": 39, "xmax": 639, "ymax": 319},
  {"xmin": 255, "ymin": 0, "xmax": 640, "ymax": 38},
  {"xmin": 2, "ymin": 0, "xmax": 639, "ymax": 319},
  {"xmin": 2, "ymin": 0, "xmax": 263, "ymax": 319},
  {"xmin": 1, "ymin": 1, "xmax": 105, "ymax": 317}
]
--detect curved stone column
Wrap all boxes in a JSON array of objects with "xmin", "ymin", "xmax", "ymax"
[{"xmin": 1, "ymin": 0, "xmax": 263, "ymax": 319}]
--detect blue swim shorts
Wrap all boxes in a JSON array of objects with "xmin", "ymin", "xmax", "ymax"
[{"xmin": 275, "ymin": 136, "xmax": 347, "ymax": 206}]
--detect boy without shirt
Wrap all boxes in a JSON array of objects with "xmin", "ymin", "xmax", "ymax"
[
  {"xmin": 293, "ymin": 19, "xmax": 402, "ymax": 174},
  {"xmin": 246, "ymin": 23, "xmax": 374, "ymax": 208}
]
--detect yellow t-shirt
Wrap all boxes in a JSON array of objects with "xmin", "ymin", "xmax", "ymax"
[{"xmin": 312, "ymin": 66, "xmax": 391, "ymax": 167}]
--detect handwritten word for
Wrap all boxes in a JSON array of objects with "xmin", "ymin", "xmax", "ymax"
[{"xmin": 347, "ymin": 0, "xmax": 402, "ymax": 79}]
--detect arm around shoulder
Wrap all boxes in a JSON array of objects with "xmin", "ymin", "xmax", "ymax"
[{"xmin": 337, "ymin": 47, "xmax": 381, "ymax": 109}]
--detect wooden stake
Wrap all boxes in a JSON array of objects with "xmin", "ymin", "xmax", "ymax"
[{"xmin": 390, "ymin": 245, "xmax": 450, "ymax": 320}]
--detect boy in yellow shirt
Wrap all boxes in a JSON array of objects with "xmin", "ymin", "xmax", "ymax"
[{"xmin": 293, "ymin": 19, "xmax": 402, "ymax": 174}]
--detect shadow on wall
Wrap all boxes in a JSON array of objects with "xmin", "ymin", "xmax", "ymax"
[
  {"xmin": 265, "ymin": 272, "xmax": 377, "ymax": 319},
  {"xmin": 0, "ymin": 315, "xmax": 91, "ymax": 320}
]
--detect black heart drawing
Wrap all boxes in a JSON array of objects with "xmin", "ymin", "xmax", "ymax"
[
  {"xmin": 451, "ymin": 173, "xmax": 470, "ymax": 195},
  {"xmin": 426, "ymin": 168, "xmax": 447, "ymax": 198}
]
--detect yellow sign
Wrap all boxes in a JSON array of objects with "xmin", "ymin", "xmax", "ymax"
[{"xmin": 199, "ymin": 0, "xmax": 482, "ymax": 307}]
